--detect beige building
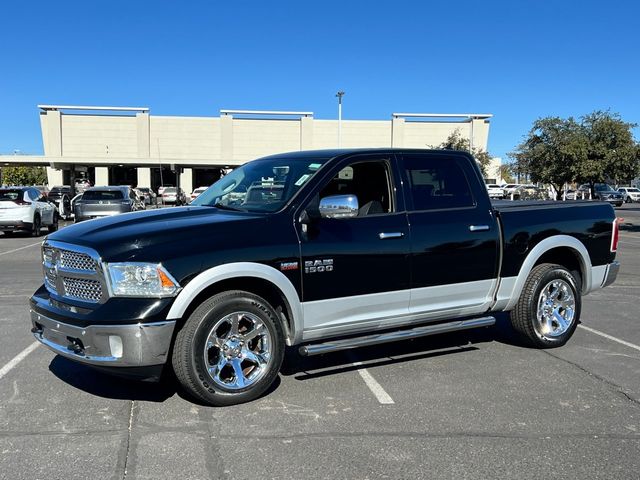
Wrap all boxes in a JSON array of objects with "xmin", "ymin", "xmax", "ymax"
[{"xmin": 1, "ymin": 106, "xmax": 494, "ymax": 193}]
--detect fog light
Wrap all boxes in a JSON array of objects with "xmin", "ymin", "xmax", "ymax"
[{"xmin": 109, "ymin": 335, "xmax": 123, "ymax": 358}]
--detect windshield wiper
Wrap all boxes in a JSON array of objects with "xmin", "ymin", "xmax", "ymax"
[{"xmin": 212, "ymin": 203, "xmax": 246, "ymax": 212}]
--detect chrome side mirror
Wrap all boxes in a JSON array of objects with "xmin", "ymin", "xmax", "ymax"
[{"xmin": 319, "ymin": 195, "xmax": 359, "ymax": 219}]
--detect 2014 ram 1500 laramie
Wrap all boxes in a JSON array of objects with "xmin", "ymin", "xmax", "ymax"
[{"xmin": 30, "ymin": 149, "xmax": 620, "ymax": 406}]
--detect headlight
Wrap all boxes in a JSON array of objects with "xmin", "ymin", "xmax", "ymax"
[{"xmin": 106, "ymin": 263, "xmax": 180, "ymax": 297}]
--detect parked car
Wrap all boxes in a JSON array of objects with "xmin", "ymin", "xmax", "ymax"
[
  {"xmin": 564, "ymin": 189, "xmax": 577, "ymax": 200},
  {"xmin": 48, "ymin": 185, "xmax": 73, "ymax": 219},
  {"xmin": 31, "ymin": 148, "xmax": 619, "ymax": 407},
  {"xmin": 136, "ymin": 187, "xmax": 157, "ymax": 206},
  {"xmin": 486, "ymin": 184, "xmax": 504, "ymax": 199},
  {"xmin": 513, "ymin": 184, "xmax": 546, "ymax": 200},
  {"xmin": 74, "ymin": 186, "xmax": 141, "ymax": 222},
  {"xmin": 617, "ymin": 186, "xmax": 640, "ymax": 203},
  {"xmin": 161, "ymin": 187, "xmax": 187, "ymax": 205},
  {"xmin": 0, "ymin": 187, "xmax": 58, "ymax": 236},
  {"xmin": 158, "ymin": 185, "xmax": 173, "ymax": 196},
  {"xmin": 502, "ymin": 183, "xmax": 522, "ymax": 198},
  {"xmin": 582, "ymin": 184, "xmax": 623, "ymax": 207},
  {"xmin": 190, "ymin": 186, "xmax": 208, "ymax": 202}
]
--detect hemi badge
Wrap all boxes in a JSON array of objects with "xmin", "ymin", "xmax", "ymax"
[{"xmin": 280, "ymin": 262, "xmax": 299, "ymax": 271}]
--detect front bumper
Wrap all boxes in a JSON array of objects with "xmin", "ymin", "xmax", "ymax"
[
  {"xmin": 602, "ymin": 261, "xmax": 620, "ymax": 288},
  {"xmin": 31, "ymin": 310, "xmax": 175, "ymax": 368}
]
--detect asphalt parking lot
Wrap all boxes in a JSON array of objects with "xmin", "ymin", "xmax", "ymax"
[{"xmin": 1, "ymin": 205, "xmax": 639, "ymax": 480}]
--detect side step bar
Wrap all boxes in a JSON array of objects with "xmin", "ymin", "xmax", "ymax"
[{"xmin": 298, "ymin": 316, "xmax": 496, "ymax": 356}]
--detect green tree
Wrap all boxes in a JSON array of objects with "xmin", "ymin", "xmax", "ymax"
[
  {"xmin": 0, "ymin": 166, "xmax": 48, "ymax": 186},
  {"xmin": 437, "ymin": 129, "xmax": 493, "ymax": 177},
  {"xmin": 575, "ymin": 111, "xmax": 640, "ymax": 188},
  {"xmin": 498, "ymin": 163, "xmax": 516, "ymax": 184},
  {"xmin": 510, "ymin": 117, "xmax": 586, "ymax": 199}
]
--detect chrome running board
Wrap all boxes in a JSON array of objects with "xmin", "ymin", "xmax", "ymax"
[{"xmin": 298, "ymin": 316, "xmax": 495, "ymax": 356}]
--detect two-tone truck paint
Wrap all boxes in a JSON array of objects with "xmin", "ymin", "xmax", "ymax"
[{"xmin": 30, "ymin": 149, "xmax": 619, "ymax": 406}]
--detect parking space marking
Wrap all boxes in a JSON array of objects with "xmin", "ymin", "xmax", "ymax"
[
  {"xmin": 579, "ymin": 325, "xmax": 640, "ymax": 353},
  {"xmin": 351, "ymin": 361, "xmax": 395, "ymax": 405},
  {"xmin": 0, "ymin": 241, "xmax": 42, "ymax": 258},
  {"xmin": 0, "ymin": 341, "xmax": 39, "ymax": 381}
]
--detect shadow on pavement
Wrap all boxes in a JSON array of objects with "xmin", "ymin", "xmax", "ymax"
[
  {"xmin": 284, "ymin": 312, "xmax": 525, "ymax": 380},
  {"xmin": 48, "ymin": 313, "xmax": 528, "ymax": 401},
  {"xmin": 48, "ymin": 356, "xmax": 177, "ymax": 402}
]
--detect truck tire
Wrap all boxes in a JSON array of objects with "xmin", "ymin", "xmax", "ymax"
[
  {"xmin": 172, "ymin": 290, "xmax": 285, "ymax": 406},
  {"xmin": 510, "ymin": 263, "xmax": 581, "ymax": 348}
]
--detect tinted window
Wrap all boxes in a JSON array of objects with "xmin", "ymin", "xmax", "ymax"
[
  {"xmin": 403, "ymin": 155, "xmax": 474, "ymax": 210},
  {"xmin": 82, "ymin": 190, "xmax": 124, "ymax": 201}
]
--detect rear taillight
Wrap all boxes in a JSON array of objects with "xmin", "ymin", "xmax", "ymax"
[{"xmin": 611, "ymin": 217, "xmax": 619, "ymax": 252}]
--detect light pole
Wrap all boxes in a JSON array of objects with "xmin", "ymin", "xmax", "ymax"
[{"xmin": 336, "ymin": 91, "xmax": 345, "ymax": 147}]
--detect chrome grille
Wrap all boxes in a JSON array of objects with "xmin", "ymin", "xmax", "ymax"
[
  {"xmin": 42, "ymin": 241, "xmax": 106, "ymax": 304},
  {"xmin": 62, "ymin": 278, "xmax": 103, "ymax": 302},
  {"xmin": 59, "ymin": 250, "xmax": 96, "ymax": 271}
]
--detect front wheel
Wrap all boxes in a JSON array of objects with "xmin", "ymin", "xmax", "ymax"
[
  {"xmin": 172, "ymin": 290, "xmax": 285, "ymax": 406},
  {"xmin": 510, "ymin": 263, "xmax": 581, "ymax": 348}
]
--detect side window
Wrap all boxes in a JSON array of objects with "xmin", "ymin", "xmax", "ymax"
[
  {"xmin": 403, "ymin": 155, "xmax": 475, "ymax": 210},
  {"xmin": 318, "ymin": 160, "xmax": 394, "ymax": 216}
]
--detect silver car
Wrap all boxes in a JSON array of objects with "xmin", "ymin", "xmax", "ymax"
[{"xmin": 74, "ymin": 186, "xmax": 141, "ymax": 222}]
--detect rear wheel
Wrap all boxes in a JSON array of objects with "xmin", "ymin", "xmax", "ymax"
[
  {"xmin": 48, "ymin": 213, "xmax": 59, "ymax": 233},
  {"xmin": 510, "ymin": 263, "xmax": 581, "ymax": 348},
  {"xmin": 31, "ymin": 214, "xmax": 41, "ymax": 237},
  {"xmin": 172, "ymin": 290, "xmax": 285, "ymax": 406}
]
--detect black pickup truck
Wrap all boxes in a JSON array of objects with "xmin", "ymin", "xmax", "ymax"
[{"xmin": 30, "ymin": 149, "xmax": 620, "ymax": 406}]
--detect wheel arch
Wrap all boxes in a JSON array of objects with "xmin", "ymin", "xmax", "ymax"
[
  {"xmin": 503, "ymin": 235, "xmax": 593, "ymax": 311},
  {"xmin": 167, "ymin": 263, "xmax": 303, "ymax": 346}
]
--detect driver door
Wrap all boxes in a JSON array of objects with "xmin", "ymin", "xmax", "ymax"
[{"xmin": 299, "ymin": 154, "xmax": 411, "ymax": 335}]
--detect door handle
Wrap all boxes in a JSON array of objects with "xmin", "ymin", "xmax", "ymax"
[
  {"xmin": 469, "ymin": 225, "xmax": 490, "ymax": 232},
  {"xmin": 379, "ymin": 232, "xmax": 404, "ymax": 240}
]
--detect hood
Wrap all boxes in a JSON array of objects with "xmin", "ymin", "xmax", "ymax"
[{"xmin": 47, "ymin": 206, "xmax": 265, "ymax": 263}]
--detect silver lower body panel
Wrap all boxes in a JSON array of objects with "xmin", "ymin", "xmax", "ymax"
[{"xmin": 31, "ymin": 310, "xmax": 175, "ymax": 367}]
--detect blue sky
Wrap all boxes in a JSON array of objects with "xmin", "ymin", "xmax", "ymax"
[{"xmin": 1, "ymin": 0, "xmax": 638, "ymax": 160}]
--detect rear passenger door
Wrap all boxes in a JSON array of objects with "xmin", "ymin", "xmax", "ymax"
[{"xmin": 399, "ymin": 152, "xmax": 500, "ymax": 318}]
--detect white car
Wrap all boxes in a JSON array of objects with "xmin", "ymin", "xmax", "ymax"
[
  {"xmin": 486, "ymin": 184, "xmax": 504, "ymax": 199},
  {"xmin": 618, "ymin": 187, "xmax": 640, "ymax": 203},
  {"xmin": 502, "ymin": 183, "xmax": 522, "ymax": 198},
  {"xmin": 190, "ymin": 186, "xmax": 208, "ymax": 202},
  {"xmin": 0, "ymin": 187, "xmax": 58, "ymax": 236}
]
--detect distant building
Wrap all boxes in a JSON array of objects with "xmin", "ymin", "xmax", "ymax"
[{"xmin": 0, "ymin": 106, "xmax": 493, "ymax": 193}]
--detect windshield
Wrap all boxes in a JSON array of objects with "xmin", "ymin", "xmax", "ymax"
[
  {"xmin": 595, "ymin": 184, "xmax": 615, "ymax": 192},
  {"xmin": 82, "ymin": 190, "xmax": 124, "ymax": 201},
  {"xmin": 192, "ymin": 156, "xmax": 330, "ymax": 212},
  {"xmin": 50, "ymin": 187, "xmax": 71, "ymax": 193},
  {"xmin": 624, "ymin": 188, "xmax": 639, "ymax": 192}
]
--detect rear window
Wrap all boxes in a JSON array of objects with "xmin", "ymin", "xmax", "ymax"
[
  {"xmin": 50, "ymin": 187, "xmax": 71, "ymax": 193},
  {"xmin": 0, "ymin": 190, "xmax": 23, "ymax": 201},
  {"xmin": 82, "ymin": 190, "xmax": 124, "ymax": 200},
  {"xmin": 164, "ymin": 188, "xmax": 177, "ymax": 193},
  {"xmin": 403, "ymin": 155, "xmax": 475, "ymax": 210}
]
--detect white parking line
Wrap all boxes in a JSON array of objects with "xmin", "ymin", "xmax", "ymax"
[
  {"xmin": 0, "ymin": 342, "xmax": 40, "ymax": 381},
  {"xmin": 579, "ymin": 325, "xmax": 640, "ymax": 353},
  {"xmin": 351, "ymin": 361, "xmax": 395, "ymax": 404},
  {"xmin": 0, "ymin": 242, "xmax": 42, "ymax": 257}
]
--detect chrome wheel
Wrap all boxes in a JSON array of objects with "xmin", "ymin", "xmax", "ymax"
[
  {"xmin": 203, "ymin": 311, "xmax": 272, "ymax": 390},
  {"xmin": 535, "ymin": 279, "xmax": 576, "ymax": 338}
]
